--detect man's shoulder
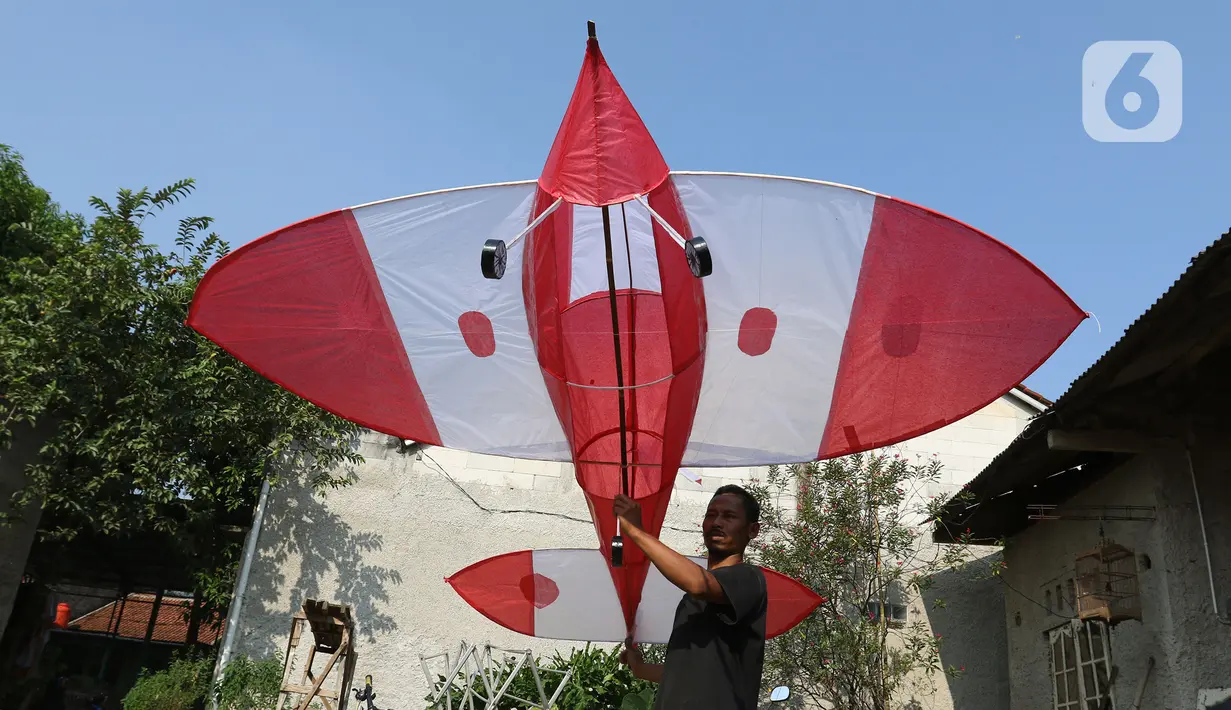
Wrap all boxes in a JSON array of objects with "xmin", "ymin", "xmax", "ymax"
[
  {"xmin": 713, "ymin": 561, "xmax": 767, "ymax": 584},
  {"xmin": 710, "ymin": 561, "xmax": 769, "ymax": 610}
]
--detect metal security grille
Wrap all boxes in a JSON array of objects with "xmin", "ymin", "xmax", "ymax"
[{"xmin": 1050, "ymin": 619, "xmax": 1115, "ymax": 710}]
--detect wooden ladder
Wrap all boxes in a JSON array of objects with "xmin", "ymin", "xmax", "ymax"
[{"xmin": 275, "ymin": 599, "xmax": 358, "ymax": 710}]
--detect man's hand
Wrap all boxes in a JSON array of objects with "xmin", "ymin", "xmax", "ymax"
[
  {"xmin": 613, "ymin": 494, "xmax": 643, "ymax": 531},
  {"xmin": 619, "ymin": 636, "xmax": 642, "ymax": 670},
  {"xmin": 613, "ymin": 493, "xmax": 725, "ymax": 604},
  {"xmin": 621, "ymin": 636, "xmax": 663, "ymax": 684}
]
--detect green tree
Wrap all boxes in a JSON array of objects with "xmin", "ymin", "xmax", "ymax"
[
  {"xmin": 745, "ymin": 452, "xmax": 989, "ymax": 710},
  {"xmin": 0, "ymin": 144, "xmax": 363, "ymax": 618}
]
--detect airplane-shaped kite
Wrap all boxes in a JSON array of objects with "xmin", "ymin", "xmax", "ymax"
[{"xmin": 186, "ymin": 23, "xmax": 1085, "ymax": 644}]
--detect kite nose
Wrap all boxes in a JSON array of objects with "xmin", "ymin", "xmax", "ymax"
[{"xmin": 536, "ymin": 21, "xmax": 669, "ymax": 208}]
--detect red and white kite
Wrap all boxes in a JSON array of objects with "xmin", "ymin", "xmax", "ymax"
[{"xmin": 186, "ymin": 24, "xmax": 1085, "ymax": 643}]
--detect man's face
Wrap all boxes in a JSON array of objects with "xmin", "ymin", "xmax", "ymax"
[{"xmin": 702, "ymin": 493, "xmax": 759, "ymax": 558}]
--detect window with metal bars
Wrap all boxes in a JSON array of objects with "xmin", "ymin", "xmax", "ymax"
[{"xmin": 1049, "ymin": 619, "xmax": 1115, "ymax": 710}]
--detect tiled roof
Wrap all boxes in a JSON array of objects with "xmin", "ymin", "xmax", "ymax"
[
  {"xmin": 1013, "ymin": 384, "xmax": 1053, "ymax": 407},
  {"xmin": 67, "ymin": 593, "xmax": 222, "ymax": 645}
]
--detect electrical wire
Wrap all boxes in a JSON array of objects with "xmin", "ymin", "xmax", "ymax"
[
  {"xmin": 418, "ymin": 449, "xmax": 699, "ymax": 534},
  {"xmin": 997, "ymin": 574, "xmax": 1076, "ymax": 620}
]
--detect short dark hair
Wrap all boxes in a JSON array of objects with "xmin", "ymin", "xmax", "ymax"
[{"xmin": 712, "ymin": 484, "xmax": 760, "ymax": 525}]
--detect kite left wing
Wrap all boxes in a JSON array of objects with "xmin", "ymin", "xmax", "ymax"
[{"xmin": 186, "ymin": 182, "xmax": 573, "ymax": 460}]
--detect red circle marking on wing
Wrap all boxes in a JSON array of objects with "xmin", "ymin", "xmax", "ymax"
[
  {"xmin": 738, "ymin": 307, "xmax": 778, "ymax": 357},
  {"xmin": 458, "ymin": 311, "xmax": 496, "ymax": 358},
  {"xmin": 519, "ymin": 573, "xmax": 560, "ymax": 609}
]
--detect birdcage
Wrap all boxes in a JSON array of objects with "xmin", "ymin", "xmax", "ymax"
[{"xmin": 1074, "ymin": 539, "xmax": 1141, "ymax": 624}]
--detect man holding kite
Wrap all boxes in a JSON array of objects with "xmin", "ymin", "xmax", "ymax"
[{"xmin": 616, "ymin": 485, "xmax": 768, "ymax": 710}]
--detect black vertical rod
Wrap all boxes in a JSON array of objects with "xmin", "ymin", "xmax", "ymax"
[
  {"xmin": 601, "ymin": 205, "xmax": 631, "ymax": 501},
  {"xmin": 621, "ymin": 204, "xmax": 638, "ymax": 473}
]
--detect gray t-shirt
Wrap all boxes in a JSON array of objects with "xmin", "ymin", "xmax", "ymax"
[{"xmin": 653, "ymin": 562, "xmax": 768, "ymax": 710}]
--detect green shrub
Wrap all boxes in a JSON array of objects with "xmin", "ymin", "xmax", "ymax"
[
  {"xmin": 122, "ymin": 654, "xmax": 213, "ymax": 710},
  {"xmin": 619, "ymin": 687, "xmax": 656, "ymax": 710},
  {"xmin": 426, "ymin": 643, "xmax": 665, "ymax": 710},
  {"xmin": 121, "ymin": 651, "xmax": 284, "ymax": 710},
  {"xmin": 215, "ymin": 653, "xmax": 283, "ymax": 710}
]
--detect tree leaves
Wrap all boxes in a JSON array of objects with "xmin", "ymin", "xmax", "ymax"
[
  {"xmin": 0, "ymin": 146, "xmax": 363, "ymax": 619},
  {"xmin": 151, "ymin": 179, "xmax": 196, "ymax": 210},
  {"xmin": 745, "ymin": 454, "xmax": 987, "ymax": 709}
]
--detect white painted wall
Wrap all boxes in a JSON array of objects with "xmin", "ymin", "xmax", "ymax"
[
  {"xmin": 232, "ymin": 393, "xmax": 1041, "ymax": 709},
  {"xmin": 999, "ymin": 441, "xmax": 1231, "ymax": 709},
  {"xmin": 883, "ymin": 394, "xmax": 1038, "ymax": 710},
  {"xmin": 891, "ymin": 391, "xmax": 1044, "ymax": 499}
]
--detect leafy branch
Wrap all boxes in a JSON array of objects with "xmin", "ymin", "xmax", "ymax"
[
  {"xmin": 745, "ymin": 452, "xmax": 998, "ymax": 709},
  {"xmin": 0, "ymin": 145, "xmax": 363, "ymax": 619}
]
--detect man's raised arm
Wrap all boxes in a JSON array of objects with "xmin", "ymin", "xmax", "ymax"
[{"xmin": 613, "ymin": 494, "xmax": 730, "ymax": 605}]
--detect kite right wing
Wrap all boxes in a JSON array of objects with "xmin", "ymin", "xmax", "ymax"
[{"xmin": 671, "ymin": 172, "xmax": 1087, "ymax": 467}]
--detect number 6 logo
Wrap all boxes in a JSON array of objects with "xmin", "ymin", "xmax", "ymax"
[{"xmin": 1083, "ymin": 41, "xmax": 1182, "ymax": 143}]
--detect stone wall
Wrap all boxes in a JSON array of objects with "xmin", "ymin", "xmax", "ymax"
[{"xmin": 1000, "ymin": 442, "xmax": 1231, "ymax": 709}]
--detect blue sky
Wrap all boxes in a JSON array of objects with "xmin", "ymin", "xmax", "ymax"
[{"xmin": 4, "ymin": 0, "xmax": 1229, "ymax": 399}]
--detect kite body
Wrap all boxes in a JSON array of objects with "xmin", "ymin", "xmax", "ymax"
[{"xmin": 187, "ymin": 25, "xmax": 1084, "ymax": 642}]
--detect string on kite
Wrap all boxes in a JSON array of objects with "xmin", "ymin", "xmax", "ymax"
[{"xmin": 1087, "ymin": 311, "xmax": 1102, "ymax": 334}]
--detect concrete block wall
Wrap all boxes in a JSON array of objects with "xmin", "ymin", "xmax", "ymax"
[
  {"xmin": 892, "ymin": 395, "xmax": 1039, "ymax": 505},
  {"xmin": 232, "ymin": 393, "xmax": 1041, "ymax": 709},
  {"xmin": 879, "ymin": 396, "xmax": 1036, "ymax": 710},
  {"xmin": 230, "ymin": 429, "xmax": 721, "ymax": 707}
]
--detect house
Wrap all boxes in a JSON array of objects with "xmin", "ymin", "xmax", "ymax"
[
  {"xmin": 224, "ymin": 387, "xmax": 1047, "ymax": 709},
  {"xmin": 934, "ymin": 232, "xmax": 1231, "ymax": 709}
]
